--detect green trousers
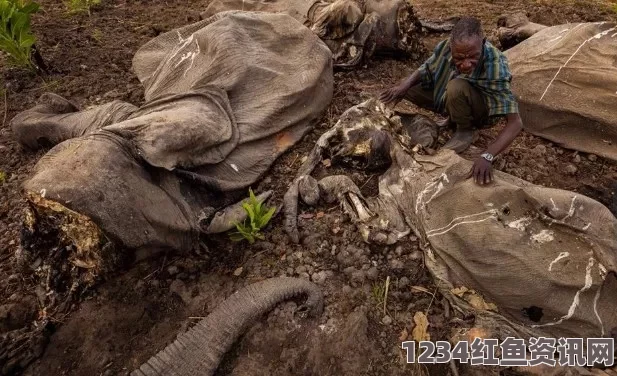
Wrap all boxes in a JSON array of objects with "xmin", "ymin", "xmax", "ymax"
[{"xmin": 405, "ymin": 78, "xmax": 490, "ymax": 130}]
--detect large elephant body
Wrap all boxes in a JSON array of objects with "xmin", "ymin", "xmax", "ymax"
[
  {"xmin": 201, "ymin": 0, "xmax": 426, "ymax": 67},
  {"xmin": 503, "ymin": 21, "xmax": 617, "ymax": 162},
  {"xmin": 10, "ymin": 11, "xmax": 333, "ymax": 299}
]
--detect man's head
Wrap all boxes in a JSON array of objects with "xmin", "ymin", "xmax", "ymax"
[{"xmin": 450, "ymin": 17, "xmax": 484, "ymax": 74}]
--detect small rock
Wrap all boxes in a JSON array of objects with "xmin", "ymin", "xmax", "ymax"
[
  {"xmin": 533, "ymin": 145, "xmax": 546, "ymax": 155},
  {"xmin": 342, "ymin": 285, "xmax": 352, "ymax": 294},
  {"xmin": 351, "ymin": 270, "xmax": 366, "ymax": 283},
  {"xmin": 382, "ymin": 315, "xmax": 393, "ymax": 325},
  {"xmin": 298, "ymin": 272, "xmax": 310, "ymax": 280},
  {"xmin": 556, "ymin": 148, "xmax": 564, "ymax": 155},
  {"xmin": 366, "ymin": 267, "xmax": 378, "ymax": 281},
  {"xmin": 398, "ymin": 277, "xmax": 410, "ymax": 289},
  {"xmin": 7, "ymin": 274, "xmax": 19, "ymax": 283},
  {"xmin": 343, "ymin": 266, "xmax": 356, "ymax": 276},
  {"xmin": 565, "ymin": 164, "xmax": 578, "ymax": 175},
  {"xmin": 395, "ymin": 246, "xmax": 403, "ymax": 256},
  {"xmin": 286, "ymin": 267, "xmax": 294, "ymax": 276},
  {"xmin": 302, "ymin": 234, "xmax": 322, "ymax": 247},
  {"xmin": 311, "ymin": 271, "xmax": 328, "ymax": 285},
  {"xmin": 547, "ymin": 156, "xmax": 555, "ymax": 163},
  {"xmin": 169, "ymin": 279, "xmax": 191, "ymax": 304},
  {"xmin": 336, "ymin": 250, "xmax": 355, "ymax": 267},
  {"xmin": 390, "ymin": 259, "xmax": 404, "ymax": 270},
  {"xmin": 167, "ymin": 265, "xmax": 179, "ymax": 276},
  {"xmin": 573, "ymin": 154, "xmax": 581, "ymax": 163},
  {"xmin": 409, "ymin": 250, "xmax": 423, "ymax": 260},
  {"xmin": 295, "ymin": 265, "xmax": 307, "ymax": 274},
  {"xmin": 588, "ymin": 154, "xmax": 597, "ymax": 162},
  {"xmin": 233, "ymin": 267, "xmax": 243, "ymax": 276},
  {"xmin": 149, "ymin": 279, "xmax": 160, "ymax": 288}
]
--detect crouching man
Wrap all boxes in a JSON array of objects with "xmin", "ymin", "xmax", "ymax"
[{"xmin": 380, "ymin": 16, "xmax": 523, "ymax": 185}]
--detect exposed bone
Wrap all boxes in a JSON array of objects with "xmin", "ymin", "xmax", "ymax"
[
  {"xmin": 347, "ymin": 192, "xmax": 374, "ymax": 221},
  {"xmin": 283, "ymin": 116, "xmax": 346, "ymax": 243},
  {"xmin": 202, "ymin": 190, "xmax": 273, "ymax": 234},
  {"xmin": 284, "ymin": 98, "xmax": 405, "ymax": 242}
]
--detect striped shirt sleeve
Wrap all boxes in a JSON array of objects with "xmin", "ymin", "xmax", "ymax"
[
  {"xmin": 418, "ymin": 40, "xmax": 447, "ymax": 90},
  {"xmin": 477, "ymin": 47, "xmax": 519, "ymax": 116}
]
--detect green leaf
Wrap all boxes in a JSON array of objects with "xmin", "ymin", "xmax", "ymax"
[
  {"xmin": 229, "ymin": 232, "xmax": 245, "ymax": 242},
  {"xmin": 20, "ymin": 2, "xmax": 39, "ymax": 14},
  {"xmin": 0, "ymin": 0, "xmax": 38, "ymax": 71},
  {"xmin": 19, "ymin": 33, "xmax": 34, "ymax": 47},
  {"xmin": 242, "ymin": 202, "xmax": 255, "ymax": 223},
  {"xmin": 257, "ymin": 206, "xmax": 276, "ymax": 228}
]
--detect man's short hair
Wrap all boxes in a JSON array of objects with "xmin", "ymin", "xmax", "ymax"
[{"xmin": 451, "ymin": 17, "xmax": 484, "ymax": 44}]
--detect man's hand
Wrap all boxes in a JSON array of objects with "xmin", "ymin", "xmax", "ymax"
[
  {"xmin": 379, "ymin": 83, "xmax": 408, "ymax": 105},
  {"xmin": 468, "ymin": 112, "xmax": 523, "ymax": 186},
  {"xmin": 378, "ymin": 70, "xmax": 421, "ymax": 106},
  {"xmin": 468, "ymin": 157, "xmax": 493, "ymax": 185}
]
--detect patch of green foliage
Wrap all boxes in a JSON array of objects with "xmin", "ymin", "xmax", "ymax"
[
  {"xmin": 64, "ymin": 0, "xmax": 100, "ymax": 15},
  {"xmin": 371, "ymin": 280, "xmax": 386, "ymax": 307},
  {"xmin": 0, "ymin": 0, "xmax": 39, "ymax": 71},
  {"xmin": 0, "ymin": 171, "xmax": 6, "ymax": 184},
  {"xmin": 229, "ymin": 188, "xmax": 276, "ymax": 244}
]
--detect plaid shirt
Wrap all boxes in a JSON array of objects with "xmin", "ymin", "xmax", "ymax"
[{"xmin": 418, "ymin": 38, "xmax": 519, "ymax": 117}]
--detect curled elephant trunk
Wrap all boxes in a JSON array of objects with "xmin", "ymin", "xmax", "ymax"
[{"xmin": 131, "ymin": 277, "xmax": 324, "ymax": 376}]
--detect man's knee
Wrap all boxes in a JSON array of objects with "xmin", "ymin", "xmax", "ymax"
[{"xmin": 446, "ymin": 78, "xmax": 472, "ymax": 101}]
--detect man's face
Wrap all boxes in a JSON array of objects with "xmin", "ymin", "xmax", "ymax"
[{"xmin": 451, "ymin": 36, "xmax": 483, "ymax": 75}]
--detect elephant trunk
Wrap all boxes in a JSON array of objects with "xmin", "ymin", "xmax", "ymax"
[{"xmin": 131, "ymin": 277, "xmax": 323, "ymax": 376}]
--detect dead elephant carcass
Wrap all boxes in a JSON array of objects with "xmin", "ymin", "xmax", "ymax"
[
  {"xmin": 201, "ymin": 0, "xmax": 426, "ymax": 67},
  {"xmin": 496, "ymin": 12, "xmax": 548, "ymax": 50},
  {"xmin": 503, "ymin": 21, "xmax": 617, "ymax": 162},
  {"xmin": 10, "ymin": 11, "xmax": 333, "ymax": 305},
  {"xmin": 284, "ymin": 98, "xmax": 617, "ymax": 341}
]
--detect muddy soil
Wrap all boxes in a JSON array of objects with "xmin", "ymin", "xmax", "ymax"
[{"xmin": 1, "ymin": 0, "xmax": 616, "ymax": 375}]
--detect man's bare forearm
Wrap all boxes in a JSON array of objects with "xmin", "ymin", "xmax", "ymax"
[
  {"xmin": 401, "ymin": 69, "xmax": 422, "ymax": 90},
  {"xmin": 485, "ymin": 113, "xmax": 523, "ymax": 156}
]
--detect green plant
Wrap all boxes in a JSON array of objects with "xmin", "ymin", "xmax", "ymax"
[
  {"xmin": 229, "ymin": 188, "xmax": 276, "ymax": 244},
  {"xmin": 0, "ymin": 171, "xmax": 6, "ymax": 184},
  {"xmin": 0, "ymin": 0, "xmax": 39, "ymax": 71},
  {"xmin": 64, "ymin": 0, "xmax": 100, "ymax": 15},
  {"xmin": 91, "ymin": 27, "xmax": 102, "ymax": 42},
  {"xmin": 371, "ymin": 280, "xmax": 386, "ymax": 306}
]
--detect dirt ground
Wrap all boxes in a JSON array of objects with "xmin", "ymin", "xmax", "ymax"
[{"xmin": 1, "ymin": 0, "xmax": 617, "ymax": 375}]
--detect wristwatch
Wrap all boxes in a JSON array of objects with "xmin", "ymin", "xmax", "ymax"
[{"xmin": 481, "ymin": 152, "xmax": 494, "ymax": 162}]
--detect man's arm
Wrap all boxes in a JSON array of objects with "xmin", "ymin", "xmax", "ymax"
[
  {"xmin": 469, "ymin": 112, "xmax": 523, "ymax": 185},
  {"xmin": 379, "ymin": 69, "xmax": 422, "ymax": 104},
  {"xmin": 485, "ymin": 113, "xmax": 523, "ymax": 156},
  {"xmin": 379, "ymin": 40, "xmax": 445, "ymax": 105}
]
